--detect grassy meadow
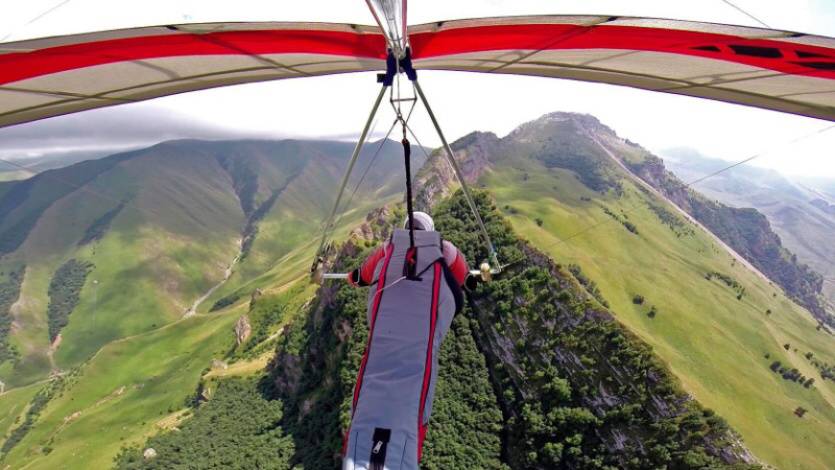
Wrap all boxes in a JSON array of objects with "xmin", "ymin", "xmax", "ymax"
[{"xmin": 485, "ymin": 164, "xmax": 835, "ymax": 469}]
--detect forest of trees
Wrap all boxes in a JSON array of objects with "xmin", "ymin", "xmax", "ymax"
[
  {"xmin": 568, "ymin": 264, "xmax": 610, "ymax": 308},
  {"xmin": 114, "ymin": 379, "xmax": 294, "ymax": 469},
  {"xmin": 78, "ymin": 203, "xmax": 124, "ymax": 246},
  {"xmin": 0, "ymin": 265, "xmax": 25, "ymax": 363},
  {"xmin": 705, "ymin": 271, "xmax": 746, "ymax": 300},
  {"xmin": 641, "ymin": 195, "xmax": 694, "ymax": 238},
  {"xmin": 46, "ymin": 259, "xmax": 93, "ymax": 341},
  {"xmin": 601, "ymin": 206, "xmax": 638, "ymax": 235}
]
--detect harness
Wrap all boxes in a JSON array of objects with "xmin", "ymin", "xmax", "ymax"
[{"xmin": 342, "ymin": 229, "xmax": 459, "ymax": 469}]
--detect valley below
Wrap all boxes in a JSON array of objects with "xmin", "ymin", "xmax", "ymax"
[{"xmin": 0, "ymin": 114, "xmax": 832, "ymax": 469}]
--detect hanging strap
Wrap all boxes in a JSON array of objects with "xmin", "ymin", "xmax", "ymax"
[{"xmin": 402, "ymin": 134, "xmax": 419, "ymax": 280}]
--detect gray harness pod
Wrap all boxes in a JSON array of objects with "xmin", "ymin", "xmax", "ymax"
[{"xmin": 343, "ymin": 229, "xmax": 462, "ymax": 470}]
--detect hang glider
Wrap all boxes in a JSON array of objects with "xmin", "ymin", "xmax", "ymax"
[{"xmin": 0, "ymin": 15, "xmax": 834, "ymax": 128}]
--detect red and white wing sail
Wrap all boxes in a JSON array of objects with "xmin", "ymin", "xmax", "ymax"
[
  {"xmin": 410, "ymin": 16, "xmax": 835, "ymax": 121},
  {"xmin": 1, "ymin": 16, "xmax": 833, "ymax": 128},
  {"xmin": 0, "ymin": 22, "xmax": 387, "ymax": 127}
]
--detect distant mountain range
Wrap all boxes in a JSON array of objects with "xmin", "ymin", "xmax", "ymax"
[
  {"xmin": 0, "ymin": 150, "xmax": 117, "ymax": 182},
  {"xmin": 0, "ymin": 116, "xmax": 833, "ymax": 470},
  {"xmin": 661, "ymin": 147, "xmax": 835, "ymax": 313}
]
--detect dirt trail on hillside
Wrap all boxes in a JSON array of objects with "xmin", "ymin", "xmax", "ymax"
[
  {"xmin": 183, "ymin": 239, "xmax": 242, "ymax": 318},
  {"xmin": 579, "ymin": 124, "xmax": 772, "ymax": 285}
]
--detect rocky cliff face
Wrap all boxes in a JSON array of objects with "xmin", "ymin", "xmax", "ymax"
[
  {"xmin": 413, "ymin": 131, "xmax": 498, "ymax": 210},
  {"xmin": 234, "ymin": 315, "xmax": 251, "ymax": 346},
  {"xmin": 348, "ymin": 205, "xmax": 394, "ymax": 242}
]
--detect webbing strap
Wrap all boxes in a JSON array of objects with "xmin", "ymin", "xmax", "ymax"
[
  {"xmin": 402, "ymin": 137, "xmax": 415, "ymax": 248},
  {"xmin": 402, "ymin": 136, "xmax": 419, "ymax": 279}
]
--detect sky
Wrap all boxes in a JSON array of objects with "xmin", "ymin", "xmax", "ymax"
[{"xmin": 1, "ymin": 0, "xmax": 834, "ymax": 178}]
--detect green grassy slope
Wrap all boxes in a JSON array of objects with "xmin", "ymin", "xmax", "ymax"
[
  {"xmin": 1, "ymin": 143, "xmax": 245, "ymax": 386},
  {"xmin": 0, "ymin": 138, "xmax": 418, "ymax": 468},
  {"xmin": 0, "ymin": 267, "xmax": 318, "ymax": 470},
  {"xmin": 1, "ymin": 307, "xmax": 241, "ymax": 469},
  {"xmin": 0, "ymin": 138, "xmax": 419, "ymax": 389},
  {"xmin": 0, "ymin": 383, "xmax": 40, "ymax": 442},
  {"xmin": 662, "ymin": 149, "xmax": 835, "ymax": 310},
  {"xmin": 202, "ymin": 138, "xmax": 421, "ymax": 311},
  {"xmin": 469, "ymin": 115, "xmax": 835, "ymax": 469}
]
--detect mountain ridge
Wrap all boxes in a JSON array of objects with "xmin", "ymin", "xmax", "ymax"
[
  {"xmin": 415, "ymin": 111, "xmax": 835, "ymax": 468},
  {"xmin": 1, "ymin": 118, "xmax": 833, "ymax": 469}
]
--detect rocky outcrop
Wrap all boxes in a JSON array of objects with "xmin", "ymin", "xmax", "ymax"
[
  {"xmin": 413, "ymin": 131, "xmax": 498, "ymax": 210},
  {"xmin": 249, "ymin": 288, "xmax": 263, "ymax": 309},
  {"xmin": 234, "ymin": 315, "xmax": 251, "ymax": 346},
  {"xmin": 349, "ymin": 205, "xmax": 393, "ymax": 241}
]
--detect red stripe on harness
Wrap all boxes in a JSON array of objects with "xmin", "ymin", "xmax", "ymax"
[
  {"xmin": 417, "ymin": 262, "xmax": 442, "ymax": 461},
  {"xmin": 343, "ymin": 242, "xmax": 395, "ymax": 456}
]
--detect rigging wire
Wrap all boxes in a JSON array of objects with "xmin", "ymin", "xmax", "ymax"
[
  {"xmin": 536, "ymin": 123, "xmax": 835, "ymax": 253},
  {"xmin": 0, "ymin": 0, "xmax": 73, "ymax": 42},
  {"xmin": 313, "ymin": 84, "xmax": 389, "ymax": 265},
  {"xmin": 328, "ymin": 119, "xmax": 398, "ymax": 235},
  {"xmin": 343, "ymin": 101, "xmax": 416, "ymax": 209},
  {"xmin": 321, "ymin": 77, "xmax": 419, "ymax": 254},
  {"xmin": 717, "ymin": 0, "xmax": 771, "ymax": 28},
  {"xmin": 313, "ymin": 113, "xmax": 384, "ymax": 236},
  {"xmin": 411, "ymin": 80, "xmax": 500, "ymax": 269}
]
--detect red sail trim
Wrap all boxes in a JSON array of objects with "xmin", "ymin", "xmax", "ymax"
[
  {"xmin": 417, "ymin": 262, "xmax": 442, "ymax": 461},
  {"xmin": 4, "ymin": 23, "xmax": 834, "ymax": 87},
  {"xmin": 409, "ymin": 24, "xmax": 835, "ymax": 80},
  {"xmin": 0, "ymin": 29, "xmax": 387, "ymax": 85}
]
